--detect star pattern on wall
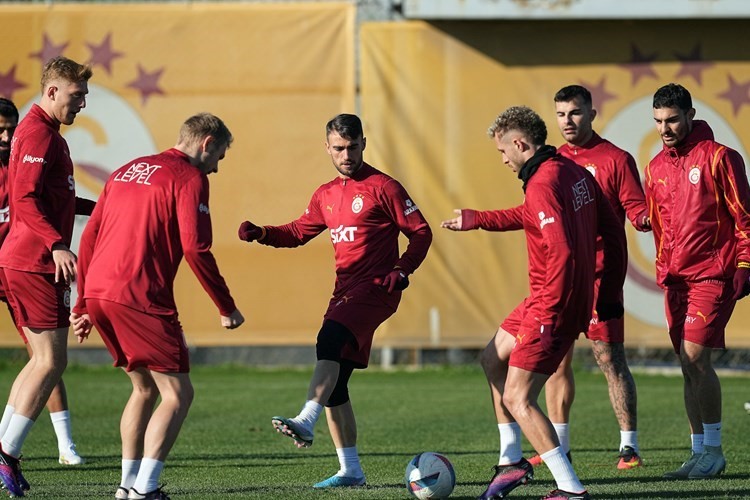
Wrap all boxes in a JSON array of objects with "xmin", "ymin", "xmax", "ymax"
[
  {"xmin": 126, "ymin": 65, "xmax": 166, "ymax": 106},
  {"xmin": 0, "ymin": 65, "xmax": 27, "ymax": 100},
  {"xmin": 717, "ymin": 75, "xmax": 750, "ymax": 116},
  {"xmin": 581, "ymin": 76, "xmax": 617, "ymax": 117},
  {"xmin": 619, "ymin": 44, "xmax": 658, "ymax": 86},
  {"xmin": 87, "ymin": 33, "xmax": 125, "ymax": 75},
  {"xmin": 674, "ymin": 44, "xmax": 714, "ymax": 85},
  {"xmin": 29, "ymin": 34, "xmax": 69, "ymax": 66}
]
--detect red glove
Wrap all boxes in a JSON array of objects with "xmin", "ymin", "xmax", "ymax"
[
  {"xmin": 732, "ymin": 264, "xmax": 750, "ymax": 300},
  {"xmin": 381, "ymin": 269, "xmax": 409, "ymax": 294},
  {"xmin": 238, "ymin": 221, "xmax": 264, "ymax": 242},
  {"xmin": 539, "ymin": 323, "xmax": 560, "ymax": 354},
  {"xmin": 634, "ymin": 214, "xmax": 651, "ymax": 232}
]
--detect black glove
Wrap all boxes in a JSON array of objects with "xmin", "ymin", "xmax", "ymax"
[
  {"xmin": 381, "ymin": 269, "xmax": 409, "ymax": 293},
  {"xmin": 596, "ymin": 301, "xmax": 624, "ymax": 322},
  {"xmin": 732, "ymin": 265, "xmax": 750, "ymax": 300},
  {"xmin": 238, "ymin": 221, "xmax": 264, "ymax": 242}
]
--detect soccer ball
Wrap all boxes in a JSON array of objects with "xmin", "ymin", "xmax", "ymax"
[{"xmin": 405, "ymin": 452, "xmax": 456, "ymax": 499}]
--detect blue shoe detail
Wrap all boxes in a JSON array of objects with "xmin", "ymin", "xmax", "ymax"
[
  {"xmin": 271, "ymin": 416, "xmax": 313, "ymax": 448},
  {"xmin": 313, "ymin": 474, "xmax": 366, "ymax": 489}
]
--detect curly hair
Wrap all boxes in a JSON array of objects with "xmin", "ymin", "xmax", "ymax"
[{"xmin": 487, "ymin": 106, "xmax": 547, "ymax": 146}]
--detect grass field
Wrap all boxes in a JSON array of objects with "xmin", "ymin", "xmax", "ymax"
[{"xmin": 0, "ymin": 361, "xmax": 749, "ymax": 499}]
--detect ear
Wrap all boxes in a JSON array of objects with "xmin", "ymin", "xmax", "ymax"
[
  {"xmin": 361, "ymin": 136, "xmax": 366, "ymax": 152},
  {"xmin": 687, "ymin": 108, "xmax": 696, "ymax": 121},
  {"xmin": 324, "ymin": 140, "xmax": 331, "ymax": 154},
  {"xmin": 590, "ymin": 108, "xmax": 598, "ymax": 123},
  {"xmin": 512, "ymin": 137, "xmax": 526, "ymax": 152},
  {"xmin": 46, "ymin": 85, "xmax": 57, "ymax": 100},
  {"xmin": 201, "ymin": 135, "xmax": 214, "ymax": 153}
]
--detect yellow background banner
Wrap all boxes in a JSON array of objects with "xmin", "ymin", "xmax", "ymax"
[
  {"xmin": 360, "ymin": 19, "xmax": 750, "ymax": 349},
  {"xmin": 1, "ymin": 7, "xmax": 750, "ymax": 351}
]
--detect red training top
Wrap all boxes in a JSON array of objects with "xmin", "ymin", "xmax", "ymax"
[
  {"xmin": 73, "ymin": 148, "xmax": 236, "ymax": 317},
  {"xmin": 258, "ymin": 162, "xmax": 432, "ymax": 296},
  {"xmin": 645, "ymin": 120, "xmax": 750, "ymax": 287},
  {"xmin": 0, "ymin": 104, "xmax": 76, "ymax": 273}
]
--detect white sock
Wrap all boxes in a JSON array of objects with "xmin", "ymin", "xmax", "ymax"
[
  {"xmin": 498, "ymin": 422, "xmax": 522, "ymax": 465},
  {"xmin": 1, "ymin": 414, "xmax": 34, "ymax": 458},
  {"xmin": 619, "ymin": 430, "xmax": 639, "ymax": 453},
  {"xmin": 703, "ymin": 422, "xmax": 722, "ymax": 447},
  {"xmin": 121, "ymin": 459, "xmax": 141, "ymax": 489},
  {"xmin": 541, "ymin": 446, "xmax": 585, "ymax": 494},
  {"xmin": 132, "ymin": 457, "xmax": 164, "ymax": 494},
  {"xmin": 335, "ymin": 446, "xmax": 363, "ymax": 478},
  {"xmin": 50, "ymin": 410, "xmax": 74, "ymax": 452},
  {"xmin": 294, "ymin": 400, "xmax": 323, "ymax": 430},
  {"xmin": 552, "ymin": 423, "xmax": 570, "ymax": 454},
  {"xmin": 0, "ymin": 405, "xmax": 14, "ymax": 441},
  {"xmin": 691, "ymin": 433, "xmax": 704, "ymax": 454}
]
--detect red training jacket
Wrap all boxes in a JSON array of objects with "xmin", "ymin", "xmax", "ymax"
[
  {"xmin": 461, "ymin": 154, "xmax": 627, "ymax": 333},
  {"xmin": 258, "ymin": 162, "xmax": 432, "ymax": 297},
  {"xmin": 73, "ymin": 148, "xmax": 236, "ymax": 317},
  {"xmin": 644, "ymin": 120, "xmax": 750, "ymax": 287}
]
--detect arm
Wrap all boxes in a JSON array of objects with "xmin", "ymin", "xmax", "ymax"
[
  {"xmin": 179, "ymin": 176, "xmax": 238, "ymax": 317},
  {"xmin": 715, "ymin": 148, "xmax": 750, "ymax": 298},
  {"xmin": 75, "ymin": 197, "xmax": 96, "ymax": 216},
  {"xmin": 617, "ymin": 152, "xmax": 650, "ymax": 231},
  {"xmin": 596, "ymin": 182, "xmax": 628, "ymax": 310},
  {"xmin": 441, "ymin": 205, "xmax": 524, "ymax": 232},
  {"xmin": 239, "ymin": 190, "xmax": 327, "ymax": 247},
  {"xmin": 381, "ymin": 180, "xmax": 432, "ymax": 276}
]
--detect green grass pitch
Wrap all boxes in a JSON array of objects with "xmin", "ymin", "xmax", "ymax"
[{"xmin": 0, "ymin": 362, "xmax": 749, "ymax": 498}]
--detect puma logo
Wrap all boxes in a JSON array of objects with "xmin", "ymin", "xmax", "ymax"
[
  {"xmin": 326, "ymin": 204, "xmax": 335, "ymax": 213},
  {"xmin": 657, "ymin": 178, "xmax": 667, "ymax": 186},
  {"xmin": 696, "ymin": 311, "xmax": 708, "ymax": 322},
  {"xmin": 516, "ymin": 333, "xmax": 526, "ymax": 344}
]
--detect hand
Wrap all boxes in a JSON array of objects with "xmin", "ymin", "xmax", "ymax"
[
  {"xmin": 539, "ymin": 323, "xmax": 560, "ymax": 354},
  {"xmin": 634, "ymin": 214, "xmax": 651, "ymax": 232},
  {"xmin": 596, "ymin": 301, "xmax": 624, "ymax": 322},
  {"xmin": 381, "ymin": 269, "xmax": 409, "ymax": 294},
  {"xmin": 732, "ymin": 265, "xmax": 750, "ymax": 300},
  {"xmin": 238, "ymin": 221, "xmax": 264, "ymax": 242},
  {"xmin": 440, "ymin": 209, "xmax": 477, "ymax": 231},
  {"xmin": 69, "ymin": 312, "xmax": 93, "ymax": 343},
  {"xmin": 221, "ymin": 309, "xmax": 245, "ymax": 329},
  {"xmin": 52, "ymin": 244, "xmax": 77, "ymax": 284}
]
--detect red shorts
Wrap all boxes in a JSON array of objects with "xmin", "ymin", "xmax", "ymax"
[
  {"xmin": 324, "ymin": 282, "xmax": 399, "ymax": 368},
  {"xmin": 586, "ymin": 278, "xmax": 624, "ymax": 343},
  {"xmin": 0, "ymin": 268, "xmax": 70, "ymax": 330},
  {"xmin": 665, "ymin": 280, "xmax": 735, "ymax": 354},
  {"xmin": 501, "ymin": 299, "xmax": 577, "ymax": 376},
  {"xmin": 0, "ymin": 296, "xmax": 26, "ymax": 343},
  {"xmin": 87, "ymin": 298, "xmax": 189, "ymax": 373}
]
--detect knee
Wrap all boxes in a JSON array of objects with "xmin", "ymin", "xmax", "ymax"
[
  {"xmin": 502, "ymin": 388, "xmax": 526, "ymax": 417},
  {"xmin": 133, "ymin": 382, "xmax": 159, "ymax": 404}
]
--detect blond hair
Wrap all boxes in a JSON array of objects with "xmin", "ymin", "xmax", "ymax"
[
  {"xmin": 178, "ymin": 113, "xmax": 233, "ymax": 149},
  {"xmin": 40, "ymin": 56, "xmax": 93, "ymax": 91}
]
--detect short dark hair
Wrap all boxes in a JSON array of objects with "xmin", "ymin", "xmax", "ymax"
[
  {"xmin": 326, "ymin": 114, "xmax": 363, "ymax": 140},
  {"xmin": 554, "ymin": 85, "xmax": 592, "ymax": 107},
  {"xmin": 653, "ymin": 83, "xmax": 692, "ymax": 112},
  {"xmin": 0, "ymin": 98, "xmax": 18, "ymax": 122}
]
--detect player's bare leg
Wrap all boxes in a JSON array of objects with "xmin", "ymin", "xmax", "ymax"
[
  {"xmin": 312, "ymin": 400, "xmax": 366, "ymax": 488},
  {"xmin": 528, "ymin": 347, "xmax": 575, "ymax": 467},
  {"xmin": 127, "ymin": 372, "xmax": 192, "ymax": 498},
  {"xmin": 479, "ymin": 328, "xmax": 515, "ymax": 424},
  {"xmin": 273, "ymin": 359, "xmax": 338, "ymax": 448},
  {"xmin": 504, "ymin": 366, "xmax": 587, "ymax": 496},
  {"xmin": 678, "ymin": 341, "xmax": 725, "ymax": 479}
]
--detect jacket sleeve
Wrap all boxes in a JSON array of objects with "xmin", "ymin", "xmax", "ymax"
[
  {"xmin": 72, "ymin": 186, "xmax": 107, "ymax": 315},
  {"xmin": 595, "ymin": 182, "xmax": 628, "ymax": 304},
  {"xmin": 716, "ymin": 147, "xmax": 750, "ymax": 264},
  {"xmin": 524, "ymin": 183, "xmax": 572, "ymax": 327},
  {"xmin": 11, "ymin": 133, "xmax": 64, "ymax": 250},
  {"xmin": 178, "ymin": 175, "xmax": 236, "ymax": 316},
  {"xmin": 617, "ymin": 152, "xmax": 649, "ymax": 228},
  {"xmin": 379, "ymin": 179, "xmax": 432, "ymax": 275},
  {"xmin": 75, "ymin": 197, "xmax": 96, "ymax": 216},
  {"xmin": 258, "ymin": 189, "xmax": 328, "ymax": 248},
  {"xmin": 462, "ymin": 205, "xmax": 524, "ymax": 231}
]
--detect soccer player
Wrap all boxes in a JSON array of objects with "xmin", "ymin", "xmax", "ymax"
[
  {"xmin": 238, "ymin": 113, "xmax": 432, "ymax": 489},
  {"xmin": 645, "ymin": 83, "xmax": 750, "ymax": 479},
  {"xmin": 441, "ymin": 106, "xmax": 626, "ymax": 499},
  {"xmin": 522, "ymin": 85, "xmax": 650, "ymax": 469},
  {"xmin": 0, "ymin": 97, "xmax": 86, "ymax": 471},
  {"xmin": 0, "ymin": 57, "xmax": 92, "ymax": 497},
  {"xmin": 70, "ymin": 113, "xmax": 244, "ymax": 500}
]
